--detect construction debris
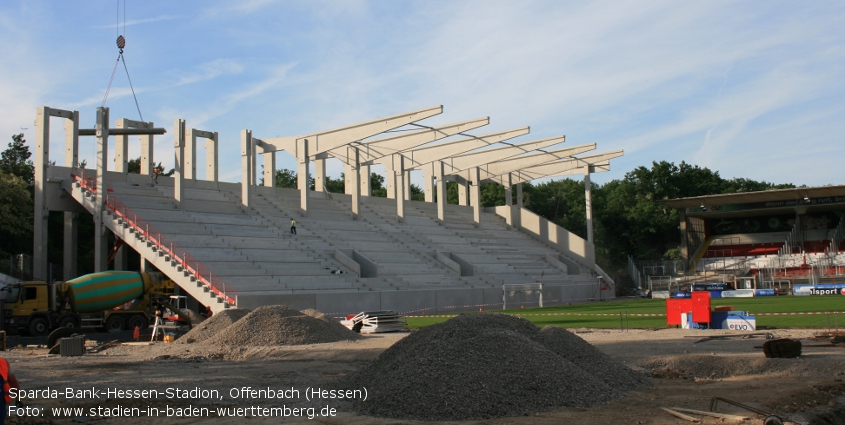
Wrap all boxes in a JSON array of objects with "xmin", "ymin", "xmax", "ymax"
[
  {"xmin": 660, "ymin": 407, "xmax": 699, "ymax": 422},
  {"xmin": 341, "ymin": 311, "xmax": 405, "ymax": 333},
  {"xmin": 670, "ymin": 407, "xmax": 750, "ymax": 421}
]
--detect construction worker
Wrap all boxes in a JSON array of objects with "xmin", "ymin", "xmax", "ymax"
[
  {"xmin": 290, "ymin": 218, "xmax": 297, "ymax": 235},
  {"xmin": 1, "ymin": 357, "xmax": 21, "ymax": 425}
]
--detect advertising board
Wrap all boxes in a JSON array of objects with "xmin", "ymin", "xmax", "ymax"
[
  {"xmin": 793, "ymin": 284, "xmax": 845, "ymax": 296},
  {"xmin": 720, "ymin": 289, "xmax": 755, "ymax": 298}
]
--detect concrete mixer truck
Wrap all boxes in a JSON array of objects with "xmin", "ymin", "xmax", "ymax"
[{"xmin": 0, "ymin": 271, "xmax": 184, "ymax": 336}]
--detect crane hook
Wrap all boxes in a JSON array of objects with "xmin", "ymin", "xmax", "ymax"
[{"xmin": 116, "ymin": 35, "xmax": 126, "ymax": 54}]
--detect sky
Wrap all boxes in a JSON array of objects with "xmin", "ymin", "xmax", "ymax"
[{"xmin": 1, "ymin": 0, "xmax": 843, "ymax": 188}]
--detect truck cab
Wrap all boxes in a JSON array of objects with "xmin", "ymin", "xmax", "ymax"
[{"xmin": 1, "ymin": 281, "xmax": 52, "ymax": 335}]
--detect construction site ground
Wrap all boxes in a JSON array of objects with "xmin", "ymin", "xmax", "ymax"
[{"xmin": 3, "ymin": 327, "xmax": 844, "ymax": 425}]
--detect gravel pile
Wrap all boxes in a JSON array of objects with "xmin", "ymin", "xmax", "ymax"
[
  {"xmin": 176, "ymin": 308, "xmax": 251, "ymax": 344},
  {"xmin": 343, "ymin": 314, "xmax": 650, "ymax": 421},
  {"xmin": 205, "ymin": 305, "xmax": 360, "ymax": 346},
  {"xmin": 536, "ymin": 326, "xmax": 650, "ymax": 391}
]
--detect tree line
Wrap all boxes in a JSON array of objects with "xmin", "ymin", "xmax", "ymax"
[{"xmin": 0, "ymin": 133, "xmax": 795, "ymax": 280}]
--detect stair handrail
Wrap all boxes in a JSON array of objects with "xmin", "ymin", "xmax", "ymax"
[{"xmin": 70, "ymin": 168, "xmax": 237, "ymax": 306}]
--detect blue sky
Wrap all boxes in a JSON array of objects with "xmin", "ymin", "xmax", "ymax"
[{"xmin": 1, "ymin": 1, "xmax": 843, "ymax": 188}]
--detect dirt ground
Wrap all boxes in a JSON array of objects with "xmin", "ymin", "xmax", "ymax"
[{"xmin": 3, "ymin": 327, "xmax": 844, "ymax": 425}]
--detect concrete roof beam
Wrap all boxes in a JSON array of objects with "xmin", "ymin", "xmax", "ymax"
[
  {"xmin": 397, "ymin": 127, "xmax": 530, "ymax": 170},
  {"xmin": 461, "ymin": 143, "xmax": 596, "ymax": 181},
  {"xmin": 326, "ymin": 117, "xmax": 489, "ymax": 164},
  {"xmin": 260, "ymin": 105, "xmax": 444, "ymax": 157},
  {"xmin": 441, "ymin": 135, "xmax": 566, "ymax": 175}
]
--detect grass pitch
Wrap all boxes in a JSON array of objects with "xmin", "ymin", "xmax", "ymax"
[{"xmin": 406, "ymin": 295, "xmax": 845, "ymax": 330}]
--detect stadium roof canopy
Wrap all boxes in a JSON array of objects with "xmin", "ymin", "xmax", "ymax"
[{"xmin": 662, "ymin": 185, "xmax": 845, "ymax": 217}]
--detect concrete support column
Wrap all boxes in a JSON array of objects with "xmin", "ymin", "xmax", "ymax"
[
  {"xmin": 65, "ymin": 112, "xmax": 79, "ymax": 170},
  {"xmin": 139, "ymin": 257, "xmax": 151, "ymax": 273},
  {"xmin": 315, "ymin": 159, "xmax": 327, "ymax": 192},
  {"xmin": 94, "ymin": 107, "xmax": 110, "ymax": 272},
  {"xmin": 435, "ymin": 162, "xmax": 446, "ymax": 222},
  {"xmin": 424, "ymin": 164, "xmax": 434, "ymax": 203},
  {"xmin": 584, "ymin": 170, "xmax": 594, "ymax": 244},
  {"xmin": 63, "ymin": 113, "xmax": 80, "ymax": 280},
  {"xmin": 349, "ymin": 147, "xmax": 360, "ymax": 220},
  {"xmin": 385, "ymin": 165, "xmax": 395, "ymax": 199},
  {"xmin": 360, "ymin": 164, "xmax": 371, "ymax": 197},
  {"xmin": 34, "ymin": 107, "xmax": 77, "ymax": 280},
  {"xmin": 115, "ymin": 118, "xmax": 154, "ymax": 175},
  {"xmin": 470, "ymin": 167, "xmax": 481, "ymax": 225},
  {"xmin": 504, "ymin": 172, "xmax": 513, "ymax": 228},
  {"xmin": 115, "ymin": 119, "xmax": 129, "ymax": 173},
  {"xmin": 140, "ymin": 131, "xmax": 153, "ymax": 175},
  {"xmin": 114, "ymin": 245, "xmax": 128, "ymax": 270},
  {"xmin": 297, "ymin": 138, "xmax": 309, "ymax": 216},
  {"xmin": 63, "ymin": 212, "xmax": 78, "ymax": 279},
  {"xmin": 343, "ymin": 163, "xmax": 357, "ymax": 196},
  {"xmin": 206, "ymin": 133, "xmax": 218, "ymax": 182},
  {"xmin": 249, "ymin": 140, "xmax": 256, "ymax": 188},
  {"xmin": 174, "ymin": 120, "xmax": 185, "ymax": 208},
  {"xmin": 185, "ymin": 128, "xmax": 196, "ymax": 180},
  {"xmin": 241, "ymin": 130, "xmax": 253, "ymax": 208},
  {"xmin": 262, "ymin": 151, "xmax": 275, "ymax": 187},
  {"xmin": 33, "ymin": 107, "xmax": 51, "ymax": 280},
  {"xmin": 679, "ymin": 209, "xmax": 688, "ymax": 270},
  {"xmin": 394, "ymin": 154, "xmax": 405, "ymax": 223},
  {"xmin": 404, "ymin": 170, "xmax": 411, "ymax": 201},
  {"xmin": 458, "ymin": 181, "xmax": 469, "ymax": 206},
  {"xmin": 515, "ymin": 182, "xmax": 523, "ymax": 228}
]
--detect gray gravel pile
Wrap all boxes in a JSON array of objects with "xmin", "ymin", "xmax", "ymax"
[
  {"xmin": 301, "ymin": 308, "xmax": 356, "ymax": 336},
  {"xmin": 176, "ymin": 308, "xmax": 251, "ymax": 344},
  {"xmin": 536, "ymin": 326, "xmax": 651, "ymax": 391},
  {"xmin": 206, "ymin": 305, "xmax": 360, "ymax": 346},
  {"xmin": 343, "ymin": 314, "xmax": 650, "ymax": 421}
]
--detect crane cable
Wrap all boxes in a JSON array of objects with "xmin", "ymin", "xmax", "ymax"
[{"xmin": 101, "ymin": 0, "xmax": 144, "ymax": 122}]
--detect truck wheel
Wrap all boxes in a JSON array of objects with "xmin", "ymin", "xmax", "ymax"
[
  {"xmin": 127, "ymin": 315, "xmax": 148, "ymax": 330},
  {"xmin": 28, "ymin": 317, "xmax": 50, "ymax": 336},
  {"xmin": 59, "ymin": 316, "xmax": 79, "ymax": 329},
  {"xmin": 105, "ymin": 316, "xmax": 126, "ymax": 332}
]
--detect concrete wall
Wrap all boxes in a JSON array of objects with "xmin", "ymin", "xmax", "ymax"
[
  {"xmin": 492, "ymin": 206, "xmax": 595, "ymax": 265},
  {"xmin": 238, "ymin": 286, "xmax": 503, "ymax": 315}
]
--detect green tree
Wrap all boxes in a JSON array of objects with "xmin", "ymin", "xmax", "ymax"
[
  {"xmin": 480, "ymin": 183, "xmax": 505, "ymax": 207},
  {"xmin": 273, "ymin": 168, "xmax": 298, "ymax": 189},
  {"xmin": 127, "ymin": 157, "xmax": 173, "ymax": 176},
  {"xmin": 0, "ymin": 171, "xmax": 33, "ymax": 256},
  {"xmin": 409, "ymin": 183, "xmax": 424, "ymax": 201},
  {"xmin": 721, "ymin": 177, "xmax": 795, "ymax": 193},
  {"xmin": 0, "ymin": 133, "xmax": 34, "ymax": 187},
  {"xmin": 325, "ymin": 173, "xmax": 345, "ymax": 193},
  {"xmin": 370, "ymin": 173, "xmax": 387, "ymax": 197}
]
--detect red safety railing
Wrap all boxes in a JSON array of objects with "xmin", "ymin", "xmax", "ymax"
[{"xmin": 70, "ymin": 168, "xmax": 237, "ymax": 306}]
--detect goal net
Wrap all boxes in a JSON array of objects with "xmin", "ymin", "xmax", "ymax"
[{"xmin": 502, "ymin": 283, "xmax": 543, "ymax": 310}]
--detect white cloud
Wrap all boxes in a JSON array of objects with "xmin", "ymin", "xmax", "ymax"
[{"xmin": 91, "ymin": 15, "xmax": 180, "ymax": 30}]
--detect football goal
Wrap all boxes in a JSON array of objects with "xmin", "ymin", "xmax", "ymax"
[{"xmin": 502, "ymin": 283, "xmax": 543, "ymax": 310}]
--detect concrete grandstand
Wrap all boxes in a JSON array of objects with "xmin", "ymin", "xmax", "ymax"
[{"xmin": 31, "ymin": 105, "xmax": 620, "ymax": 315}]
